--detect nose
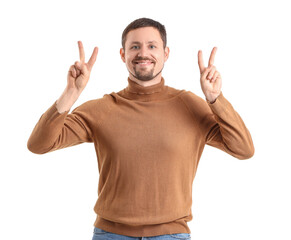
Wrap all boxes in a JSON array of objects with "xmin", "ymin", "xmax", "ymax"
[{"xmin": 137, "ymin": 45, "xmax": 148, "ymax": 57}]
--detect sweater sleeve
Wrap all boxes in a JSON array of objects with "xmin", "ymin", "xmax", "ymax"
[
  {"xmin": 179, "ymin": 91, "xmax": 255, "ymax": 160},
  {"xmin": 203, "ymin": 92, "xmax": 255, "ymax": 159},
  {"xmin": 27, "ymin": 100, "xmax": 93, "ymax": 154}
]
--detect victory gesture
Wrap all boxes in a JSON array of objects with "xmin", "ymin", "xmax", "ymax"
[
  {"xmin": 56, "ymin": 41, "xmax": 98, "ymax": 113},
  {"xmin": 67, "ymin": 41, "xmax": 98, "ymax": 93},
  {"xmin": 198, "ymin": 47, "xmax": 222, "ymax": 103}
]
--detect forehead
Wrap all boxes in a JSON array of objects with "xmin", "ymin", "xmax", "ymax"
[{"xmin": 125, "ymin": 27, "xmax": 163, "ymax": 45}]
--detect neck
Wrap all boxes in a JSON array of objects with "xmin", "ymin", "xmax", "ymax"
[
  {"xmin": 116, "ymin": 76, "xmax": 170, "ymax": 102},
  {"xmin": 128, "ymin": 73, "xmax": 162, "ymax": 87}
]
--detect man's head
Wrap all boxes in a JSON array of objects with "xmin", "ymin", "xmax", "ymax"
[
  {"xmin": 121, "ymin": 18, "xmax": 167, "ymax": 50},
  {"xmin": 120, "ymin": 18, "xmax": 169, "ymax": 82}
]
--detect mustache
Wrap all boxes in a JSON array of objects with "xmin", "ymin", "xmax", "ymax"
[{"xmin": 132, "ymin": 57, "xmax": 156, "ymax": 63}]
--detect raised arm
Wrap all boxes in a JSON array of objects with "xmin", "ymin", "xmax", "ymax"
[
  {"xmin": 197, "ymin": 47, "xmax": 254, "ymax": 159},
  {"xmin": 27, "ymin": 41, "xmax": 98, "ymax": 154}
]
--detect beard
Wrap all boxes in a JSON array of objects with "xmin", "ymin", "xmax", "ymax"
[
  {"xmin": 130, "ymin": 64, "xmax": 164, "ymax": 81},
  {"xmin": 129, "ymin": 58, "xmax": 164, "ymax": 81}
]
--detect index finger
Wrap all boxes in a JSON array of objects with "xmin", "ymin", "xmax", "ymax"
[
  {"xmin": 78, "ymin": 41, "xmax": 85, "ymax": 63},
  {"xmin": 208, "ymin": 47, "xmax": 217, "ymax": 66}
]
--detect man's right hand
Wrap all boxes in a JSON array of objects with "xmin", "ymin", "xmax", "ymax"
[
  {"xmin": 67, "ymin": 41, "xmax": 98, "ymax": 93},
  {"xmin": 56, "ymin": 41, "xmax": 98, "ymax": 113}
]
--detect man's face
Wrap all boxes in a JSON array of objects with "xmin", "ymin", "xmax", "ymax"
[{"xmin": 120, "ymin": 27, "xmax": 169, "ymax": 82}]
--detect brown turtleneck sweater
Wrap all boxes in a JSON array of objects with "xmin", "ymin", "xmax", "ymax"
[{"xmin": 27, "ymin": 77, "xmax": 254, "ymax": 237}]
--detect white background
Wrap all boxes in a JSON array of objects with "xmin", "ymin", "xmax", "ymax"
[{"xmin": 1, "ymin": 0, "xmax": 290, "ymax": 239}]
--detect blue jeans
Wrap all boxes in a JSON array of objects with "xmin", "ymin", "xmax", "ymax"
[{"xmin": 92, "ymin": 227, "xmax": 191, "ymax": 240}]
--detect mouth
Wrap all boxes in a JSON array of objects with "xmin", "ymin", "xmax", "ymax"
[{"xmin": 133, "ymin": 60, "xmax": 154, "ymax": 66}]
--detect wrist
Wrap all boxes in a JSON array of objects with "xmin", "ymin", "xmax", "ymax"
[
  {"xmin": 64, "ymin": 86, "xmax": 83, "ymax": 96},
  {"xmin": 206, "ymin": 91, "xmax": 221, "ymax": 104},
  {"xmin": 206, "ymin": 98, "xmax": 216, "ymax": 104},
  {"xmin": 56, "ymin": 88, "xmax": 81, "ymax": 113}
]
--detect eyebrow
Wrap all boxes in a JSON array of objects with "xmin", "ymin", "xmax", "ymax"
[{"xmin": 129, "ymin": 41, "xmax": 158, "ymax": 45}]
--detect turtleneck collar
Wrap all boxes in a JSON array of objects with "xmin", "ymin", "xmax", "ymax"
[
  {"xmin": 126, "ymin": 77, "xmax": 166, "ymax": 95},
  {"xmin": 116, "ymin": 77, "xmax": 173, "ymax": 102}
]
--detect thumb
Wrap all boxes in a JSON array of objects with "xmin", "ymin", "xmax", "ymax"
[{"xmin": 75, "ymin": 61, "xmax": 89, "ymax": 75}]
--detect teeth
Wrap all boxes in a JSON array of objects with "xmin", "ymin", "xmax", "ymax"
[{"xmin": 136, "ymin": 62, "xmax": 152, "ymax": 64}]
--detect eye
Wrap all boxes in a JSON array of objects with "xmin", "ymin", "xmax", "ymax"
[
  {"xmin": 131, "ymin": 45, "xmax": 139, "ymax": 49},
  {"xmin": 149, "ymin": 45, "xmax": 156, "ymax": 49}
]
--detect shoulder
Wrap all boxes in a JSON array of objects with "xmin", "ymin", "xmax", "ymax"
[
  {"xmin": 166, "ymin": 85, "xmax": 186, "ymax": 97},
  {"xmin": 178, "ymin": 90, "xmax": 210, "ymax": 112},
  {"xmin": 71, "ymin": 94, "xmax": 115, "ymax": 115}
]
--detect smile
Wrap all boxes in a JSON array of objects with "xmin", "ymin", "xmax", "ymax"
[{"xmin": 133, "ymin": 61, "xmax": 154, "ymax": 66}]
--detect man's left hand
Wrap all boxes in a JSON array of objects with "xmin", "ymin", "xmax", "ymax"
[{"xmin": 198, "ymin": 47, "xmax": 222, "ymax": 103}]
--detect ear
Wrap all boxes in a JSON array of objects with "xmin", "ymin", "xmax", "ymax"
[
  {"xmin": 120, "ymin": 48, "xmax": 126, "ymax": 63},
  {"xmin": 164, "ymin": 46, "xmax": 170, "ymax": 62}
]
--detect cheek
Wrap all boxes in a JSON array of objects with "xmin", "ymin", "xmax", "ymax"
[
  {"xmin": 125, "ymin": 54, "xmax": 134, "ymax": 65},
  {"xmin": 155, "ymin": 54, "xmax": 165, "ymax": 65},
  {"xmin": 156, "ymin": 52, "xmax": 165, "ymax": 61},
  {"xmin": 123, "ymin": 57, "xmax": 131, "ymax": 66}
]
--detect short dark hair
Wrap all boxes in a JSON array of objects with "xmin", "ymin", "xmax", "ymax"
[{"xmin": 121, "ymin": 17, "xmax": 167, "ymax": 49}]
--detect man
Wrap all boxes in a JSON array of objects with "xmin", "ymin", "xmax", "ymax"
[{"xmin": 27, "ymin": 18, "xmax": 254, "ymax": 239}]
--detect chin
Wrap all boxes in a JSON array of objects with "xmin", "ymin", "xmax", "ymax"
[
  {"xmin": 137, "ymin": 77, "xmax": 154, "ymax": 81},
  {"xmin": 131, "ymin": 73, "xmax": 154, "ymax": 81}
]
